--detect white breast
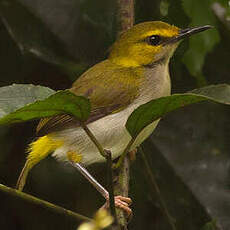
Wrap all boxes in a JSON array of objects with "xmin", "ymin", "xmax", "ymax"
[{"xmin": 52, "ymin": 64, "xmax": 171, "ymax": 166}]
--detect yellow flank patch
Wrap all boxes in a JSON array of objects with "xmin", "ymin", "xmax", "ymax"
[
  {"xmin": 16, "ymin": 135, "xmax": 63, "ymax": 191},
  {"xmin": 67, "ymin": 150, "xmax": 82, "ymax": 163},
  {"xmin": 27, "ymin": 135, "xmax": 63, "ymax": 168}
]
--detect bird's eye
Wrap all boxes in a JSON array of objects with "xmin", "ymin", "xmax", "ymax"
[{"xmin": 147, "ymin": 35, "xmax": 161, "ymax": 46}]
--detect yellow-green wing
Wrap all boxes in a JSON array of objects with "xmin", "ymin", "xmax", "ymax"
[{"xmin": 36, "ymin": 60, "xmax": 143, "ymax": 136}]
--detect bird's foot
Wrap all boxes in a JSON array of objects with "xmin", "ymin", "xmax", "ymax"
[
  {"xmin": 101, "ymin": 195, "xmax": 133, "ymax": 218},
  {"xmin": 114, "ymin": 196, "xmax": 132, "ymax": 217}
]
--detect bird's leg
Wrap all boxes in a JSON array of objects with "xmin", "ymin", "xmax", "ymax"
[
  {"xmin": 67, "ymin": 152, "xmax": 132, "ymax": 217},
  {"xmin": 100, "ymin": 195, "xmax": 132, "ymax": 218},
  {"xmin": 70, "ymin": 162, "xmax": 109, "ymax": 199}
]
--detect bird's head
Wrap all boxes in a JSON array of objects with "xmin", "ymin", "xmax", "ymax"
[{"xmin": 109, "ymin": 21, "xmax": 211, "ymax": 68}]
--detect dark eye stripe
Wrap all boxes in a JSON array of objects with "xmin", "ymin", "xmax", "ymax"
[
  {"xmin": 147, "ymin": 35, "xmax": 161, "ymax": 45},
  {"xmin": 145, "ymin": 35, "xmax": 171, "ymax": 46}
]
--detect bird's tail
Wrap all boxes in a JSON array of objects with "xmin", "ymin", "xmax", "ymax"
[{"xmin": 16, "ymin": 135, "xmax": 63, "ymax": 191}]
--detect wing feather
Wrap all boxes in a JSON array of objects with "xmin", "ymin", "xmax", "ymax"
[{"xmin": 36, "ymin": 60, "xmax": 142, "ymax": 136}]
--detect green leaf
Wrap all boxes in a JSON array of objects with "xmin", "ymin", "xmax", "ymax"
[
  {"xmin": 160, "ymin": 0, "xmax": 169, "ymax": 17},
  {"xmin": 126, "ymin": 84, "xmax": 230, "ymax": 138},
  {"xmin": 0, "ymin": 0, "xmax": 86, "ymax": 78},
  {"xmin": 182, "ymin": 0, "xmax": 220, "ymax": 86},
  {"xmin": 201, "ymin": 220, "xmax": 217, "ymax": 230},
  {"xmin": 0, "ymin": 84, "xmax": 90, "ymax": 125}
]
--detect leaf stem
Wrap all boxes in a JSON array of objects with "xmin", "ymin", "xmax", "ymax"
[
  {"xmin": 0, "ymin": 183, "xmax": 91, "ymax": 222},
  {"xmin": 81, "ymin": 122, "xmax": 107, "ymax": 158}
]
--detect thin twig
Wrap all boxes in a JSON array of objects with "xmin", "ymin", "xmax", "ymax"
[
  {"xmin": 114, "ymin": 0, "xmax": 134, "ymax": 229},
  {"xmin": 81, "ymin": 122, "xmax": 107, "ymax": 158},
  {"xmin": 114, "ymin": 138, "xmax": 135, "ymax": 169},
  {"xmin": 114, "ymin": 156, "xmax": 130, "ymax": 230},
  {"xmin": 0, "ymin": 183, "xmax": 91, "ymax": 222},
  {"xmin": 105, "ymin": 150, "xmax": 118, "ymax": 224},
  {"xmin": 139, "ymin": 146, "xmax": 177, "ymax": 230}
]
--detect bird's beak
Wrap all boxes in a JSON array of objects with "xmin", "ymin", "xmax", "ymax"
[{"xmin": 164, "ymin": 25, "xmax": 213, "ymax": 45}]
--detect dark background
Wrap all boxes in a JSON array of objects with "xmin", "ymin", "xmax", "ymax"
[{"xmin": 0, "ymin": 0, "xmax": 229, "ymax": 229}]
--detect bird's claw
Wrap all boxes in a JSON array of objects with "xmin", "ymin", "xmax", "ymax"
[
  {"xmin": 114, "ymin": 196, "xmax": 133, "ymax": 218},
  {"xmin": 101, "ymin": 195, "xmax": 133, "ymax": 219}
]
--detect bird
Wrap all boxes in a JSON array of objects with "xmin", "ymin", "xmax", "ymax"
[{"xmin": 16, "ymin": 21, "xmax": 211, "ymax": 215}]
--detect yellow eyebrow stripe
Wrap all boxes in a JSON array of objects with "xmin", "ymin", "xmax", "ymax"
[{"xmin": 142, "ymin": 28, "xmax": 179, "ymax": 39}]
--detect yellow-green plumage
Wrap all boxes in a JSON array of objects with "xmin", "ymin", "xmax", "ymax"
[
  {"xmin": 71, "ymin": 60, "xmax": 143, "ymax": 111},
  {"xmin": 109, "ymin": 21, "xmax": 179, "ymax": 67},
  {"xmin": 16, "ymin": 21, "xmax": 209, "ymax": 191}
]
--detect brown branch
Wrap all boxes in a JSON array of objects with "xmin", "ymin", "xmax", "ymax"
[
  {"xmin": 81, "ymin": 2, "xmax": 135, "ymax": 229},
  {"xmin": 114, "ymin": 156, "xmax": 130, "ymax": 230},
  {"xmin": 105, "ymin": 149, "xmax": 118, "ymax": 224},
  {"xmin": 0, "ymin": 183, "xmax": 91, "ymax": 222},
  {"xmin": 117, "ymin": 0, "xmax": 135, "ymax": 37},
  {"xmin": 114, "ymin": 1, "xmax": 134, "ymax": 229}
]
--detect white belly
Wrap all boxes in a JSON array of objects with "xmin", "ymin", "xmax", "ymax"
[
  {"xmin": 52, "ymin": 103, "xmax": 159, "ymax": 166},
  {"xmin": 52, "ymin": 65, "xmax": 171, "ymax": 166}
]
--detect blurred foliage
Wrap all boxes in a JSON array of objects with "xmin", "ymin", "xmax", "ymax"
[
  {"xmin": 160, "ymin": 0, "xmax": 170, "ymax": 17},
  {"xmin": 201, "ymin": 220, "xmax": 217, "ymax": 230},
  {"xmin": 151, "ymin": 101, "xmax": 230, "ymax": 230},
  {"xmin": 218, "ymin": 0, "xmax": 230, "ymax": 15},
  {"xmin": 0, "ymin": 0, "xmax": 230, "ymax": 230},
  {"xmin": 182, "ymin": 0, "xmax": 220, "ymax": 86},
  {"xmin": 0, "ymin": 0, "xmax": 88, "ymax": 80}
]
